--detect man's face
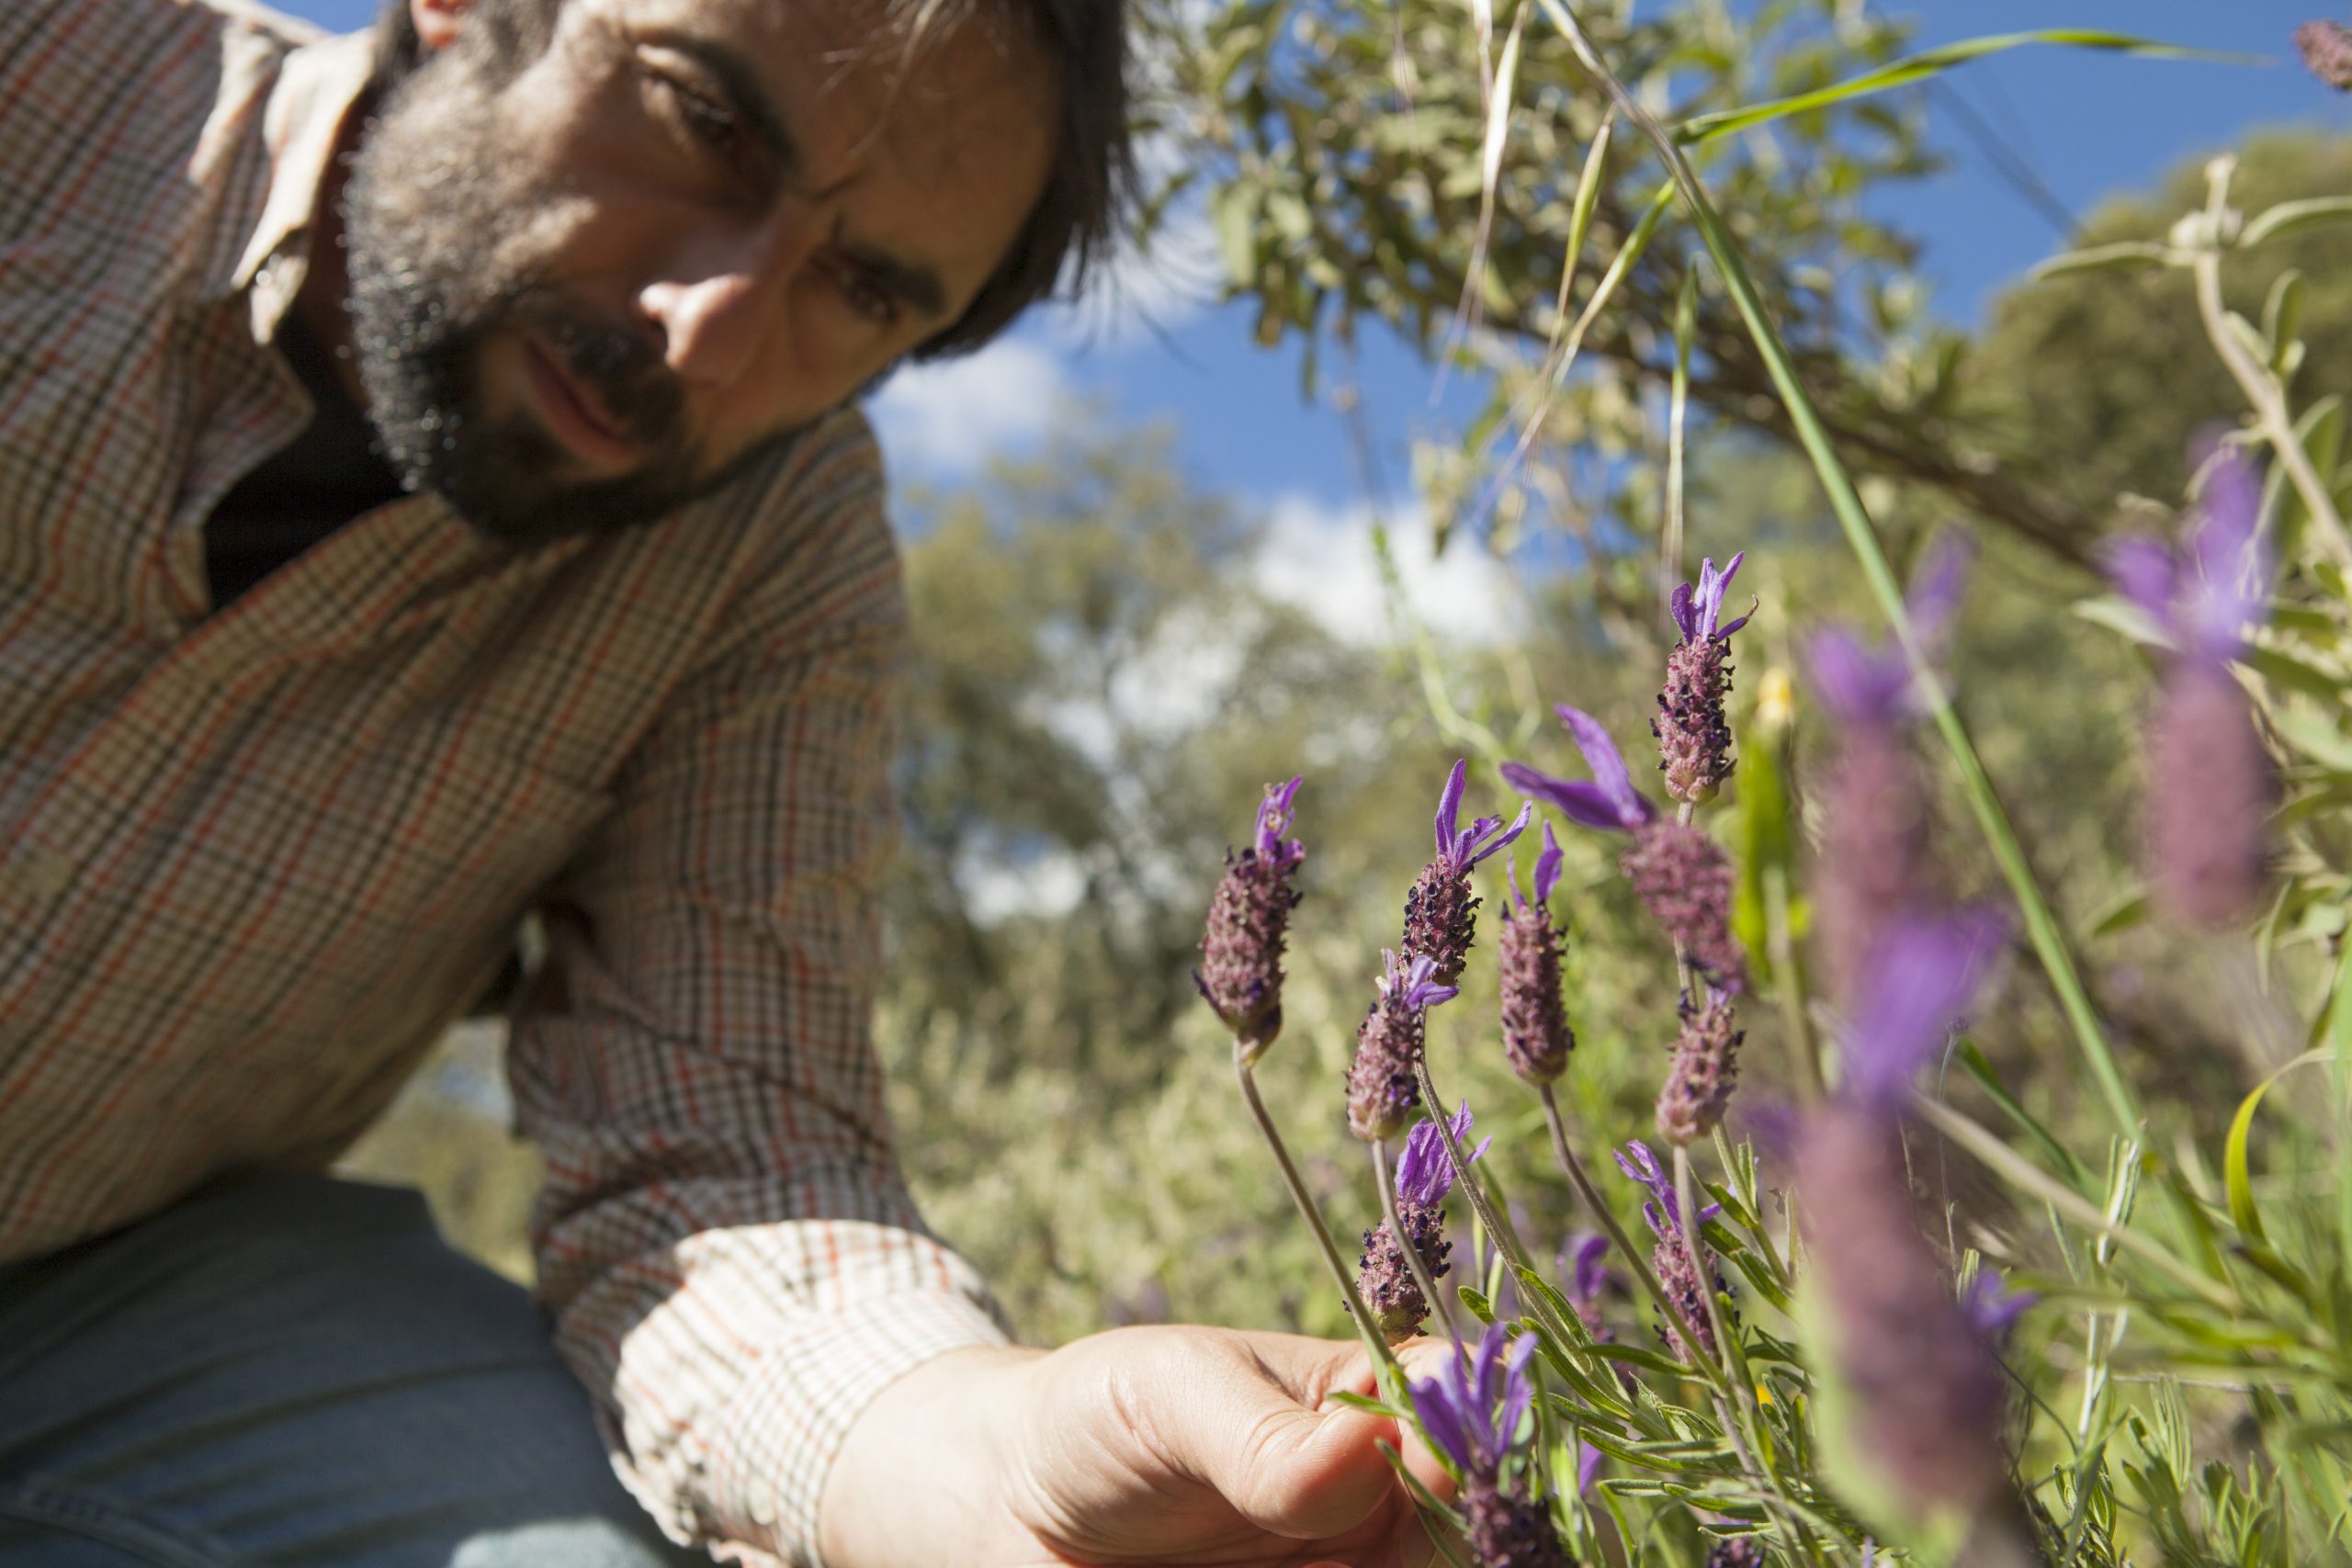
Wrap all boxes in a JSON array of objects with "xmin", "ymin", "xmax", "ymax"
[{"xmin": 343, "ymin": 0, "xmax": 1057, "ymax": 545}]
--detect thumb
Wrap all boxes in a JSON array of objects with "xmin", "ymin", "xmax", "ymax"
[{"xmin": 1174, "ymin": 1335, "xmax": 1409, "ymax": 1540}]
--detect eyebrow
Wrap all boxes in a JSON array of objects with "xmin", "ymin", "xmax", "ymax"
[{"xmin": 644, "ymin": 32, "xmax": 955, "ymax": 324}]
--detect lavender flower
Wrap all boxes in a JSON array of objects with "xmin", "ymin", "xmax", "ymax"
[
  {"xmin": 1795, "ymin": 1105, "xmax": 2014, "ymax": 1517},
  {"xmin": 1614, "ymin": 1139, "xmax": 1728, "ymax": 1364},
  {"xmin": 1794, "ymin": 909, "xmax": 2022, "ymax": 1521},
  {"xmin": 1704, "ymin": 1537, "xmax": 1765, "ymax": 1568},
  {"xmin": 1403, "ymin": 760, "xmax": 1532, "ymax": 986},
  {"xmin": 1961, "ymin": 1269, "xmax": 2037, "ymax": 1348},
  {"xmin": 1345, "ymin": 951, "xmax": 1457, "ymax": 1143},
  {"xmin": 1193, "ymin": 777, "xmax": 1306, "ymax": 1057},
  {"xmin": 1805, "ymin": 536, "xmax": 1972, "ymax": 1001},
  {"xmin": 1655, "ymin": 552, "xmax": 1755, "ymax": 805},
  {"xmin": 1498, "ymin": 823, "xmax": 1574, "ymax": 1083},
  {"xmin": 1410, "ymin": 1324, "xmax": 1572, "ymax": 1568},
  {"xmin": 1564, "ymin": 1233, "xmax": 1614, "ymax": 1338},
  {"xmin": 1655, "ymin": 986, "xmax": 1744, "ymax": 1146},
  {"xmin": 1357, "ymin": 1103, "xmax": 1490, "ymax": 1341},
  {"xmin": 2106, "ymin": 452, "xmax": 2276, "ymax": 928},
  {"xmin": 2298, "ymin": 19, "xmax": 2352, "ymax": 88},
  {"xmin": 1505, "ymin": 707, "xmax": 1747, "ymax": 991}
]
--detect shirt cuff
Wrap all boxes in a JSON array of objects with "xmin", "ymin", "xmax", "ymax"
[{"xmin": 704, "ymin": 1286, "xmax": 1013, "ymax": 1567}]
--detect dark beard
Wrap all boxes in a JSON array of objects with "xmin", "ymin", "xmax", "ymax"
[{"xmin": 338, "ymin": 38, "xmax": 794, "ymax": 547}]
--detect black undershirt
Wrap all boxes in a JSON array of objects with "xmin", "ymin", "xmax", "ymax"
[{"xmin": 205, "ymin": 310, "xmax": 405, "ymax": 611}]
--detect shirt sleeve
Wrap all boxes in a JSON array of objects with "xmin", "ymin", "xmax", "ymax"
[{"xmin": 504, "ymin": 419, "xmax": 1012, "ymax": 1566}]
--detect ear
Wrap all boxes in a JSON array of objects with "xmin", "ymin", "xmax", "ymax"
[{"xmin": 409, "ymin": 0, "xmax": 473, "ymax": 51}]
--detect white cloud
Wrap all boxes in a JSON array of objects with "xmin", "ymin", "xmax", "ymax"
[
  {"xmin": 1040, "ymin": 191, "xmax": 1223, "ymax": 350},
  {"xmin": 1252, "ymin": 493, "xmax": 1523, "ymax": 648},
  {"xmin": 868, "ymin": 336, "xmax": 1069, "ymax": 478}
]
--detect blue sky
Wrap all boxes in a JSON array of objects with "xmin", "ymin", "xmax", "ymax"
[{"xmin": 275, "ymin": 0, "xmax": 2340, "ymax": 570}]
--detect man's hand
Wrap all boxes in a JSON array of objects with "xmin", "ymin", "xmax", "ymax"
[{"xmin": 818, "ymin": 1325, "xmax": 1456, "ymax": 1568}]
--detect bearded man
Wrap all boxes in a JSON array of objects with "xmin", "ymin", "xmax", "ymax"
[{"xmin": 0, "ymin": 1, "xmax": 1450, "ymax": 1563}]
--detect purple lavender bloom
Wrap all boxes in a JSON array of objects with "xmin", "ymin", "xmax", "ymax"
[
  {"xmin": 1498, "ymin": 823, "xmax": 1575, "ymax": 1084},
  {"xmin": 1408, "ymin": 1320, "xmax": 1539, "ymax": 1484},
  {"xmin": 1657, "ymin": 553, "xmax": 1756, "ymax": 805},
  {"xmin": 1804, "ymin": 537, "xmax": 1973, "ymax": 1001},
  {"xmin": 1656, "ymin": 985, "xmax": 1744, "ymax": 1146},
  {"xmin": 2297, "ymin": 20, "xmax": 2352, "ymax": 89},
  {"xmin": 1345, "ymin": 951, "xmax": 1456, "ymax": 1143},
  {"xmin": 1613, "ymin": 1139, "xmax": 1727, "ymax": 1363},
  {"xmin": 1704, "ymin": 1538, "xmax": 1766, "ymax": 1568},
  {"xmin": 1193, "ymin": 776, "xmax": 1306, "ymax": 1057},
  {"xmin": 1403, "ymin": 761, "xmax": 1532, "ymax": 986},
  {"xmin": 1838, "ymin": 908, "xmax": 2007, "ymax": 1114},
  {"xmin": 1507, "ymin": 708, "xmax": 1746, "ymax": 989},
  {"xmin": 1359, "ymin": 1103, "xmax": 1489, "ymax": 1341},
  {"xmin": 2107, "ymin": 455, "xmax": 2277, "ymax": 929}
]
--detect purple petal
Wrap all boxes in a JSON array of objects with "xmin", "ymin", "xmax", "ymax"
[
  {"xmin": 1804, "ymin": 626, "xmax": 1911, "ymax": 728},
  {"xmin": 2185, "ymin": 450, "xmax": 2267, "ymax": 661},
  {"xmin": 1532, "ymin": 821, "xmax": 1565, "ymax": 907},
  {"xmin": 1669, "ymin": 581, "xmax": 1699, "ymax": 642},
  {"xmin": 1577, "ymin": 1441, "xmax": 1604, "ymax": 1496},
  {"xmin": 1408, "ymin": 1371, "xmax": 1477, "ymax": 1474},
  {"xmin": 1842, "ymin": 907, "xmax": 2008, "ymax": 1112},
  {"xmin": 1464, "ymin": 800, "xmax": 1533, "ymax": 869},
  {"xmin": 1502, "ymin": 765, "xmax": 1641, "ymax": 834},
  {"xmin": 1434, "ymin": 760, "xmax": 1468, "ymax": 859},
  {"xmin": 1567, "ymin": 1234, "xmax": 1611, "ymax": 1307},
  {"xmin": 1960, "ymin": 1269, "xmax": 2036, "ymax": 1345},
  {"xmin": 1254, "ymin": 775, "xmax": 1304, "ymax": 857},
  {"xmin": 2103, "ymin": 536, "xmax": 2182, "ymax": 637},
  {"xmin": 1907, "ymin": 534, "xmax": 1975, "ymax": 651},
  {"xmin": 1715, "ymin": 598, "xmax": 1758, "ymax": 638}
]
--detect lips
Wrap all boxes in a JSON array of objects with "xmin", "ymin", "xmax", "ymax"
[{"xmin": 521, "ymin": 336, "xmax": 639, "ymax": 469}]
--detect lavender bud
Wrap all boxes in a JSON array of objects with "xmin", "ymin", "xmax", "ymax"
[
  {"xmin": 2146, "ymin": 663, "xmax": 2274, "ymax": 930},
  {"xmin": 1621, "ymin": 818, "xmax": 1747, "ymax": 992},
  {"xmin": 1704, "ymin": 1539, "xmax": 1765, "ymax": 1568},
  {"xmin": 1649, "ymin": 1224, "xmax": 1721, "ymax": 1365},
  {"xmin": 1813, "ymin": 726, "xmax": 1939, "ymax": 1005},
  {"xmin": 1193, "ymin": 778, "xmax": 1306, "ymax": 1056},
  {"xmin": 1345, "ymin": 953, "xmax": 1455, "ymax": 1142},
  {"xmin": 1654, "ymin": 631, "xmax": 1736, "ymax": 805},
  {"xmin": 1403, "ymin": 860, "xmax": 1481, "ymax": 987},
  {"xmin": 1655, "ymin": 987, "xmax": 1744, "ymax": 1146},
  {"xmin": 1356, "ymin": 1199, "xmax": 1451, "ymax": 1343},
  {"xmin": 1796, "ymin": 1106, "xmax": 2013, "ymax": 1517},
  {"xmin": 1498, "ymin": 899, "xmax": 1574, "ymax": 1084},
  {"xmin": 2298, "ymin": 19, "xmax": 2352, "ymax": 88},
  {"xmin": 1464, "ymin": 1475, "xmax": 1572, "ymax": 1568}
]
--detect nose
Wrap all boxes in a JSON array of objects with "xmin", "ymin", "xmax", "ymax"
[{"xmin": 636, "ymin": 201, "xmax": 823, "ymax": 389}]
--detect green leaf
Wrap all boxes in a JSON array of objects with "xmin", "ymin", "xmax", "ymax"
[
  {"xmin": 2223, "ymin": 1047, "xmax": 2330, "ymax": 1242},
  {"xmin": 1673, "ymin": 30, "xmax": 2220, "ymax": 147},
  {"xmin": 2030, "ymin": 241, "xmax": 2179, "ymax": 281},
  {"xmin": 2240, "ymin": 196, "xmax": 2352, "ymax": 250},
  {"xmin": 2087, "ymin": 888, "xmax": 2150, "ymax": 940},
  {"xmin": 1327, "ymin": 1388, "xmax": 1402, "ymax": 1417},
  {"xmin": 1958, "ymin": 1039, "xmax": 2086, "ymax": 1183}
]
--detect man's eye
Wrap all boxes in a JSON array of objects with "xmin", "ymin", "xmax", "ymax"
[
  {"xmin": 650, "ymin": 73, "xmax": 743, "ymax": 160},
  {"xmin": 836, "ymin": 264, "xmax": 900, "ymax": 327}
]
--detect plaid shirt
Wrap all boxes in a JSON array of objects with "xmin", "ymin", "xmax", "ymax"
[{"xmin": 0, "ymin": 2, "xmax": 1009, "ymax": 1560}]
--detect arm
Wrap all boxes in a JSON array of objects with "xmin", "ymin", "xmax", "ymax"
[{"xmin": 507, "ymin": 423, "xmax": 1009, "ymax": 1562}]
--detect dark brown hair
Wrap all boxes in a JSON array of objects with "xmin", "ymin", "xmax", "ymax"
[{"xmin": 368, "ymin": 0, "xmax": 1132, "ymax": 360}]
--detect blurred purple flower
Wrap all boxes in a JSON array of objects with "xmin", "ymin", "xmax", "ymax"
[
  {"xmin": 1508, "ymin": 708, "xmax": 1746, "ymax": 989},
  {"xmin": 1838, "ymin": 908, "xmax": 2007, "ymax": 1115},
  {"xmin": 2296, "ymin": 20, "xmax": 2352, "ymax": 90},
  {"xmin": 1960, "ymin": 1269, "xmax": 2036, "ymax": 1347},
  {"xmin": 1345, "ymin": 951, "xmax": 1455, "ymax": 1143},
  {"xmin": 1402, "ymin": 761, "xmax": 1531, "ymax": 987},
  {"xmin": 1806, "ymin": 534, "xmax": 1973, "ymax": 730},
  {"xmin": 1671, "ymin": 552, "xmax": 1757, "ymax": 645},
  {"xmin": 1408, "ymin": 1321, "xmax": 1539, "ymax": 1484},
  {"xmin": 1396, "ymin": 1100, "xmax": 1491, "ymax": 1206},
  {"xmin": 2104, "ymin": 451, "xmax": 2267, "ymax": 669},
  {"xmin": 1193, "ymin": 776, "xmax": 1306, "ymax": 1056}
]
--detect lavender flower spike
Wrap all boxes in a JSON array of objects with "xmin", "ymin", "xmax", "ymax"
[
  {"xmin": 2107, "ymin": 451, "xmax": 2278, "ymax": 929},
  {"xmin": 1193, "ymin": 776, "xmax": 1306, "ymax": 1059},
  {"xmin": 1358, "ymin": 1103, "xmax": 1489, "ymax": 1342},
  {"xmin": 1655, "ymin": 985, "xmax": 1744, "ymax": 1146},
  {"xmin": 1614, "ymin": 1140, "xmax": 1728, "ymax": 1363},
  {"xmin": 2297, "ymin": 19, "xmax": 2352, "ymax": 89},
  {"xmin": 1410, "ymin": 1324, "xmax": 1571, "ymax": 1568},
  {"xmin": 1839, "ymin": 907, "xmax": 2007, "ymax": 1115},
  {"xmin": 1657, "ymin": 553, "xmax": 1756, "ymax": 805},
  {"xmin": 1498, "ymin": 823, "xmax": 1575, "ymax": 1084},
  {"xmin": 1345, "ymin": 952, "xmax": 1455, "ymax": 1143},
  {"xmin": 1402, "ymin": 761, "xmax": 1532, "ymax": 986}
]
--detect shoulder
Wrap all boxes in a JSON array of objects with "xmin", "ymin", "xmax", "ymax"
[{"xmin": 730, "ymin": 405, "xmax": 906, "ymax": 633}]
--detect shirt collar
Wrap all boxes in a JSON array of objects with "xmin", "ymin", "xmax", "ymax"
[{"xmin": 232, "ymin": 27, "xmax": 377, "ymax": 341}]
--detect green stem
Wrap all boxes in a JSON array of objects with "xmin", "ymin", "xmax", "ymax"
[
  {"xmin": 1235, "ymin": 1055, "xmax": 1401, "ymax": 1383},
  {"xmin": 1531, "ymin": 0, "xmax": 2144, "ymax": 1140}
]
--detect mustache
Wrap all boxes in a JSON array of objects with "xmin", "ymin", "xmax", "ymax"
[{"xmin": 510, "ymin": 292, "xmax": 687, "ymax": 454}]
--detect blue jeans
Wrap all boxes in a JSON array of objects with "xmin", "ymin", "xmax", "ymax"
[{"xmin": 0, "ymin": 1172, "xmax": 707, "ymax": 1566}]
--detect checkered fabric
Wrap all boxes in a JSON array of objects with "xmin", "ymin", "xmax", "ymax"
[{"xmin": 0, "ymin": 3, "xmax": 1009, "ymax": 1561}]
